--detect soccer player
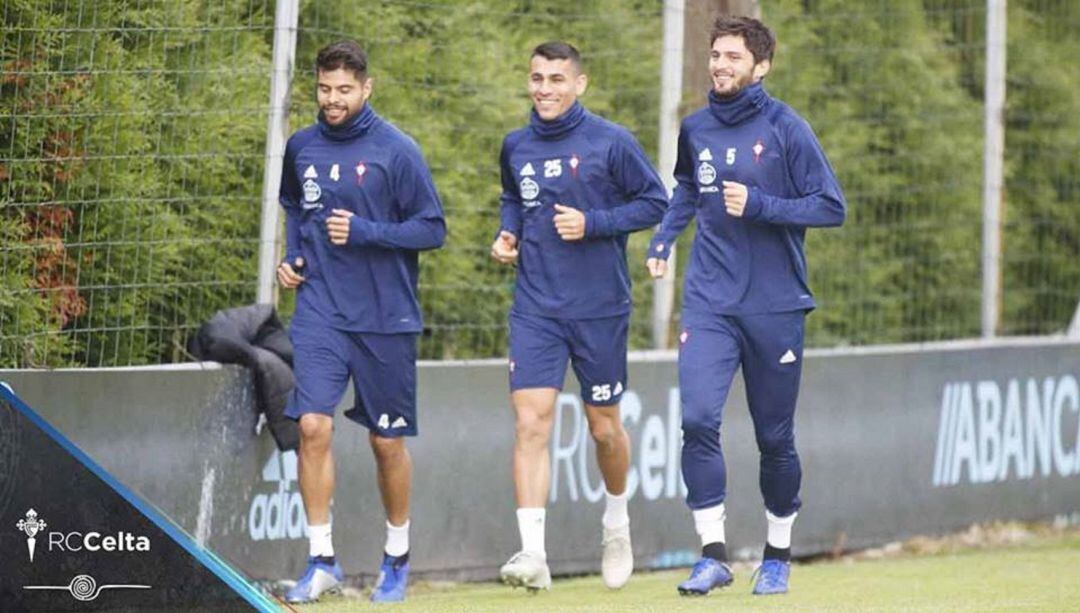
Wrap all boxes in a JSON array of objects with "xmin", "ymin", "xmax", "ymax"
[
  {"xmin": 491, "ymin": 41, "xmax": 668, "ymax": 591},
  {"xmin": 646, "ymin": 16, "xmax": 845, "ymax": 596},
  {"xmin": 276, "ymin": 40, "xmax": 446, "ymax": 603}
]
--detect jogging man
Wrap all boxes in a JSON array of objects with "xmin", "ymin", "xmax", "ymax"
[
  {"xmin": 276, "ymin": 40, "xmax": 446, "ymax": 603},
  {"xmin": 491, "ymin": 41, "xmax": 667, "ymax": 592},
  {"xmin": 646, "ymin": 16, "xmax": 845, "ymax": 596}
]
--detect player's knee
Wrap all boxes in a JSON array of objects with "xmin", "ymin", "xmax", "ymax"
[
  {"xmin": 515, "ymin": 409, "xmax": 553, "ymax": 447},
  {"xmin": 756, "ymin": 429, "xmax": 796, "ymax": 457},
  {"xmin": 298, "ymin": 414, "xmax": 332, "ymax": 446},
  {"xmin": 681, "ymin": 407, "xmax": 719, "ymax": 440},
  {"xmin": 369, "ymin": 434, "xmax": 405, "ymax": 462},
  {"xmin": 588, "ymin": 415, "xmax": 623, "ymax": 448}
]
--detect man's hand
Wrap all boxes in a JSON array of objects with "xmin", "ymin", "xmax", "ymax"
[
  {"xmin": 723, "ymin": 181, "xmax": 749, "ymax": 217},
  {"xmin": 491, "ymin": 231, "xmax": 519, "ymax": 265},
  {"xmin": 277, "ymin": 257, "xmax": 305, "ymax": 289},
  {"xmin": 646, "ymin": 257, "xmax": 668, "ymax": 279},
  {"xmin": 327, "ymin": 208, "xmax": 354, "ymax": 245},
  {"xmin": 553, "ymin": 204, "xmax": 586, "ymax": 241}
]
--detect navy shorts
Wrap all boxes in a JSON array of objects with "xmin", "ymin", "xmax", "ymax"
[
  {"xmin": 508, "ymin": 311, "xmax": 628, "ymax": 406},
  {"xmin": 285, "ymin": 316, "xmax": 418, "ymax": 437}
]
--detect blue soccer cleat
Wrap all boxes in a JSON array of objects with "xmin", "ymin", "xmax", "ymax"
[
  {"xmin": 285, "ymin": 557, "xmax": 344, "ymax": 603},
  {"xmin": 751, "ymin": 559, "xmax": 790, "ymax": 595},
  {"xmin": 370, "ymin": 552, "xmax": 410, "ymax": 603},
  {"xmin": 677, "ymin": 557, "xmax": 734, "ymax": 596}
]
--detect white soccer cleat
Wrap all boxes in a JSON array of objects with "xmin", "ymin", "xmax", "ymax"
[
  {"xmin": 500, "ymin": 550, "xmax": 552, "ymax": 592},
  {"xmin": 601, "ymin": 524, "xmax": 633, "ymax": 589}
]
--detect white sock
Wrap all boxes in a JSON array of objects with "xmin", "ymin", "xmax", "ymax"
[
  {"xmin": 308, "ymin": 522, "xmax": 334, "ymax": 558},
  {"xmin": 517, "ymin": 507, "xmax": 546, "ymax": 556},
  {"xmin": 693, "ymin": 504, "xmax": 726, "ymax": 546},
  {"xmin": 385, "ymin": 520, "xmax": 410, "ymax": 557},
  {"xmin": 602, "ymin": 489, "xmax": 629, "ymax": 530},
  {"xmin": 766, "ymin": 510, "xmax": 797, "ymax": 549}
]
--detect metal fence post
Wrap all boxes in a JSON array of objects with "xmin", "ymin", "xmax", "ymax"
[
  {"xmin": 653, "ymin": 0, "xmax": 686, "ymax": 349},
  {"xmin": 981, "ymin": 0, "xmax": 1007, "ymax": 338},
  {"xmin": 256, "ymin": 0, "xmax": 300, "ymax": 305}
]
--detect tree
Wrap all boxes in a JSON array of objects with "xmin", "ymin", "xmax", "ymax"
[{"xmin": 766, "ymin": 0, "xmax": 984, "ymax": 345}]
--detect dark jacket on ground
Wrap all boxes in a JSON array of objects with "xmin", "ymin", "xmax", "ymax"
[{"xmin": 188, "ymin": 304, "xmax": 298, "ymax": 451}]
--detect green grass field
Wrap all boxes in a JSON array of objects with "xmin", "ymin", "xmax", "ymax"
[{"xmin": 292, "ymin": 529, "xmax": 1080, "ymax": 612}]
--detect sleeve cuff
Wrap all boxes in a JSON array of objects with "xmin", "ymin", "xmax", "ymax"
[
  {"xmin": 348, "ymin": 216, "xmax": 373, "ymax": 246},
  {"xmin": 584, "ymin": 210, "xmax": 610, "ymax": 238},
  {"xmin": 494, "ymin": 227, "xmax": 518, "ymax": 242},
  {"xmin": 647, "ymin": 237, "xmax": 672, "ymax": 262},
  {"xmin": 744, "ymin": 187, "xmax": 765, "ymax": 220}
]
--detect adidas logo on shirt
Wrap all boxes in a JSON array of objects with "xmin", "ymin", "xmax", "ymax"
[
  {"xmin": 520, "ymin": 162, "xmax": 535, "ymax": 176},
  {"xmin": 698, "ymin": 148, "xmax": 713, "ymax": 161},
  {"xmin": 304, "ymin": 165, "xmax": 318, "ymax": 179}
]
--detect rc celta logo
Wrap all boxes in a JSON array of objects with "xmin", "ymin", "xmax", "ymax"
[
  {"xmin": 16, "ymin": 508, "xmax": 46, "ymax": 562},
  {"xmin": 14, "ymin": 507, "xmax": 152, "ymax": 562}
]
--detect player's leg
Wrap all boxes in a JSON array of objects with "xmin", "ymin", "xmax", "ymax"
[
  {"xmin": 500, "ymin": 313, "xmax": 568, "ymax": 591},
  {"xmin": 348, "ymin": 331, "xmax": 419, "ymax": 603},
  {"xmin": 369, "ymin": 433, "xmax": 411, "ymax": 527},
  {"xmin": 738, "ymin": 311, "xmax": 806, "ymax": 595},
  {"xmin": 568, "ymin": 314, "xmax": 633, "ymax": 588},
  {"xmin": 368, "ymin": 432, "xmax": 412, "ymax": 602},
  {"xmin": 284, "ymin": 318, "xmax": 349, "ymax": 603},
  {"xmin": 512, "ymin": 387, "xmax": 559, "ymax": 508},
  {"xmin": 675, "ymin": 317, "xmax": 741, "ymax": 596},
  {"xmin": 502, "ymin": 386, "xmax": 559, "ymax": 591},
  {"xmin": 298, "ymin": 413, "xmax": 335, "ymax": 537},
  {"xmin": 584, "ymin": 402, "xmax": 634, "ymax": 589}
]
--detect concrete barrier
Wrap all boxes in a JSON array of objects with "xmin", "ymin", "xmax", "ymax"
[{"xmin": 2, "ymin": 337, "xmax": 1078, "ymax": 582}]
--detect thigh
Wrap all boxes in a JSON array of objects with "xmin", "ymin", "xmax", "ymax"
[
  {"xmin": 567, "ymin": 314, "xmax": 629, "ymax": 407},
  {"xmin": 737, "ymin": 311, "xmax": 806, "ymax": 425},
  {"xmin": 509, "ymin": 312, "xmax": 571, "ymax": 392},
  {"xmin": 286, "ymin": 318, "xmax": 351, "ymax": 419},
  {"xmin": 344, "ymin": 332, "xmax": 418, "ymax": 437},
  {"xmin": 677, "ymin": 318, "xmax": 742, "ymax": 426}
]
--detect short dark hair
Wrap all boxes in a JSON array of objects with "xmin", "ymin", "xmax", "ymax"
[
  {"xmin": 315, "ymin": 40, "xmax": 368, "ymax": 80},
  {"xmin": 531, "ymin": 41, "xmax": 582, "ymax": 71},
  {"xmin": 710, "ymin": 16, "xmax": 775, "ymax": 64}
]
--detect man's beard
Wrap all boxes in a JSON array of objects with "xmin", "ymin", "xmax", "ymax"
[{"xmin": 714, "ymin": 74, "xmax": 754, "ymax": 98}]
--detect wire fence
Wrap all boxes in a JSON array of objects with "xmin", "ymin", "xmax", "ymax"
[
  {"xmin": 1, "ymin": 0, "xmax": 1077, "ymax": 367},
  {"xmin": 1, "ymin": 0, "xmax": 274, "ymax": 367},
  {"xmin": 292, "ymin": 0, "xmax": 663, "ymax": 359}
]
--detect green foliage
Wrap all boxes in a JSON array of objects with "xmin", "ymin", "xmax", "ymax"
[
  {"xmin": 999, "ymin": 0, "xmax": 1080, "ymax": 334},
  {"xmin": 1, "ymin": 0, "xmax": 271, "ymax": 366},
  {"xmin": 1, "ymin": 0, "xmax": 83, "ymax": 366},
  {"xmin": 2, "ymin": 0, "xmax": 1077, "ymax": 366},
  {"xmin": 767, "ymin": 0, "xmax": 984, "ymax": 345}
]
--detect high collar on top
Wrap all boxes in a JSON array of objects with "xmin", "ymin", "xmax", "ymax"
[
  {"xmin": 529, "ymin": 101, "xmax": 587, "ymax": 140},
  {"xmin": 708, "ymin": 81, "xmax": 771, "ymax": 126},
  {"xmin": 318, "ymin": 103, "xmax": 379, "ymax": 141}
]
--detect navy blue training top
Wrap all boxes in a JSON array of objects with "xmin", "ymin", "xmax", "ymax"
[
  {"xmin": 280, "ymin": 104, "xmax": 446, "ymax": 333},
  {"xmin": 648, "ymin": 83, "xmax": 846, "ymax": 316},
  {"xmin": 499, "ymin": 102, "xmax": 668, "ymax": 320}
]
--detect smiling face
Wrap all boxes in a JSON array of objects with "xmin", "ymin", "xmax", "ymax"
[
  {"xmin": 316, "ymin": 68, "xmax": 372, "ymax": 126},
  {"xmin": 528, "ymin": 54, "xmax": 588, "ymax": 121},
  {"xmin": 709, "ymin": 34, "xmax": 771, "ymax": 98}
]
